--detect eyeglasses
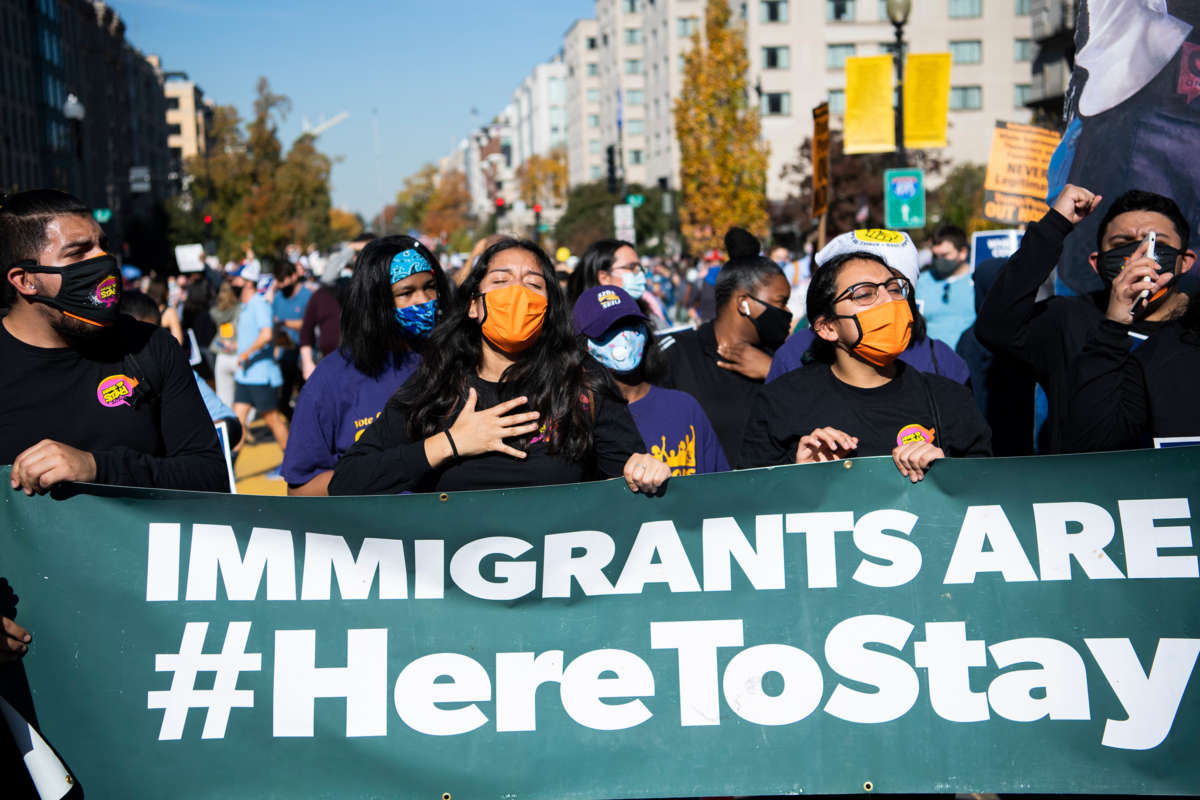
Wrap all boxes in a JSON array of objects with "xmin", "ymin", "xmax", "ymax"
[
  {"xmin": 611, "ymin": 263, "xmax": 645, "ymax": 275},
  {"xmin": 833, "ymin": 277, "xmax": 911, "ymax": 307}
]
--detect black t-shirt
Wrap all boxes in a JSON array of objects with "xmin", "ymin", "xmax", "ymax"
[
  {"xmin": 328, "ymin": 373, "xmax": 645, "ymax": 494},
  {"xmin": 661, "ymin": 322, "xmax": 770, "ymax": 465},
  {"xmin": 0, "ymin": 315, "xmax": 228, "ymax": 491},
  {"xmin": 741, "ymin": 361, "xmax": 993, "ymax": 467}
]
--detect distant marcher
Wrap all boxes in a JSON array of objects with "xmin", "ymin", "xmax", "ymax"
[
  {"xmin": 567, "ymin": 239, "xmax": 669, "ymax": 328},
  {"xmin": 231, "ymin": 267, "xmax": 289, "ymax": 451},
  {"xmin": 271, "ymin": 259, "xmax": 312, "ymax": 416},
  {"xmin": 916, "ymin": 224, "xmax": 976, "ymax": 347},
  {"xmin": 208, "ymin": 279, "xmax": 241, "ymax": 408}
]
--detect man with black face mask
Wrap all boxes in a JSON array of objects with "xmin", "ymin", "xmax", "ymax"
[
  {"xmin": 0, "ymin": 189, "xmax": 227, "ymax": 493},
  {"xmin": 918, "ymin": 224, "xmax": 976, "ymax": 348},
  {"xmin": 976, "ymin": 184, "xmax": 1196, "ymax": 453}
]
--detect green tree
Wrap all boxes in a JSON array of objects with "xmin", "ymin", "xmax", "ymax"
[
  {"xmin": 554, "ymin": 181, "xmax": 671, "ymax": 256},
  {"xmin": 674, "ymin": 0, "xmax": 769, "ymax": 254},
  {"xmin": 390, "ymin": 164, "xmax": 439, "ymax": 234}
]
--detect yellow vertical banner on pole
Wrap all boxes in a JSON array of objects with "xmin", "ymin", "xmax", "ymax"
[
  {"xmin": 903, "ymin": 52, "xmax": 951, "ymax": 149},
  {"xmin": 843, "ymin": 55, "xmax": 895, "ymax": 155},
  {"xmin": 812, "ymin": 102, "xmax": 830, "ymax": 219}
]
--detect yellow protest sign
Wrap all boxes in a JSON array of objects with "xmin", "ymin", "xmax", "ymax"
[
  {"xmin": 812, "ymin": 103, "xmax": 831, "ymax": 218},
  {"xmin": 902, "ymin": 53, "xmax": 951, "ymax": 149},
  {"xmin": 982, "ymin": 121, "xmax": 1062, "ymax": 225},
  {"xmin": 843, "ymin": 55, "xmax": 894, "ymax": 155}
]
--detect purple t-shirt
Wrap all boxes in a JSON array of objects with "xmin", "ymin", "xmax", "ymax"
[
  {"xmin": 280, "ymin": 349, "xmax": 420, "ymax": 485},
  {"xmin": 766, "ymin": 328, "xmax": 971, "ymax": 385},
  {"xmin": 628, "ymin": 385, "xmax": 729, "ymax": 475}
]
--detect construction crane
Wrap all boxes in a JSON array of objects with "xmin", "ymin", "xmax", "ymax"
[{"xmin": 301, "ymin": 111, "xmax": 350, "ymax": 137}]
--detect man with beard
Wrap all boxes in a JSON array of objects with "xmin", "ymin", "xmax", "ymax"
[{"xmin": 0, "ymin": 189, "xmax": 227, "ymax": 494}]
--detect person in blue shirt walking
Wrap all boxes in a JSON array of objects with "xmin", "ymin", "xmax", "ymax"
[
  {"xmin": 231, "ymin": 265, "xmax": 290, "ymax": 451},
  {"xmin": 917, "ymin": 224, "xmax": 976, "ymax": 348},
  {"xmin": 574, "ymin": 285, "xmax": 728, "ymax": 476},
  {"xmin": 281, "ymin": 236, "xmax": 452, "ymax": 495}
]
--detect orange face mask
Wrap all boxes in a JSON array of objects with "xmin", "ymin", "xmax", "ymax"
[
  {"xmin": 837, "ymin": 298, "xmax": 913, "ymax": 367},
  {"xmin": 479, "ymin": 284, "xmax": 548, "ymax": 353}
]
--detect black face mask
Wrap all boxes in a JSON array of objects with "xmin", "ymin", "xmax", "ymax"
[
  {"xmin": 929, "ymin": 255, "xmax": 962, "ymax": 280},
  {"xmin": 1096, "ymin": 241, "xmax": 1183, "ymax": 288},
  {"xmin": 744, "ymin": 295, "xmax": 793, "ymax": 350},
  {"xmin": 18, "ymin": 253, "xmax": 122, "ymax": 327}
]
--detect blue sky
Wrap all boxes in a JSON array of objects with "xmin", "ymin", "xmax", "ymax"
[{"xmin": 115, "ymin": 0, "xmax": 593, "ymax": 218}]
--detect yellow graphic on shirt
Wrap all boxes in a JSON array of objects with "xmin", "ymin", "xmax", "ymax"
[
  {"xmin": 650, "ymin": 425, "xmax": 697, "ymax": 476},
  {"xmin": 353, "ymin": 412, "xmax": 383, "ymax": 441}
]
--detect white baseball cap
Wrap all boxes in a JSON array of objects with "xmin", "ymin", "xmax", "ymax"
[{"xmin": 815, "ymin": 229, "xmax": 920, "ymax": 288}]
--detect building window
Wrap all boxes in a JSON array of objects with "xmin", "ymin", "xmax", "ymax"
[
  {"xmin": 1014, "ymin": 83, "xmax": 1032, "ymax": 107},
  {"xmin": 949, "ymin": 40, "xmax": 982, "ymax": 64},
  {"xmin": 168, "ymin": 123, "xmax": 182, "ymax": 136},
  {"xmin": 949, "ymin": 85, "xmax": 983, "ymax": 109},
  {"xmin": 588, "ymin": 114, "xmax": 600, "ymax": 128},
  {"xmin": 629, "ymin": 149, "xmax": 644, "ymax": 165},
  {"xmin": 589, "ymin": 140, "xmax": 603, "ymax": 154},
  {"xmin": 623, "ymin": 0, "xmax": 640, "ymax": 12},
  {"xmin": 828, "ymin": 89, "xmax": 846, "ymax": 114},
  {"xmin": 586, "ymin": 62, "xmax": 599, "ymax": 76},
  {"xmin": 948, "ymin": 0, "xmax": 982, "ymax": 18},
  {"xmin": 591, "ymin": 165, "xmax": 603, "ymax": 179},
  {"xmin": 627, "ymin": 89, "xmax": 645, "ymax": 105},
  {"xmin": 762, "ymin": 45, "xmax": 790, "ymax": 69},
  {"xmin": 1014, "ymin": 38, "xmax": 1033, "ymax": 61},
  {"xmin": 827, "ymin": 0, "xmax": 854, "ymax": 21},
  {"xmin": 625, "ymin": 58, "xmax": 642, "ymax": 75},
  {"xmin": 624, "ymin": 28, "xmax": 643, "ymax": 44},
  {"xmin": 827, "ymin": 43, "xmax": 856, "ymax": 70},
  {"xmin": 587, "ymin": 36, "xmax": 598, "ymax": 50},
  {"xmin": 760, "ymin": 1, "xmax": 788, "ymax": 23},
  {"xmin": 626, "ymin": 119, "xmax": 645, "ymax": 135},
  {"xmin": 677, "ymin": 17, "xmax": 699, "ymax": 37},
  {"xmin": 1016, "ymin": 0, "xmax": 1032, "ymax": 14},
  {"xmin": 878, "ymin": 0, "xmax": 888, "ymax": 19},
  {"xmin": 587, "ymin": 88, "xmax": 601, "ymax": 103},
  {"xmin": 761, "ymin": 91, "xmax": 791, "ymax": 115}
]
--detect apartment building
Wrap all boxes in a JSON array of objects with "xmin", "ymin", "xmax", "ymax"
[
  {"xmin": 747, "ymin": 0, "xmax": 1035, "ymax": 199},
  {"xmin": 641, "ymin": 0, "xmax": 705, "ymax": 191},
  {"xmin": 162, "ymin": 72, "xmax": 213, "ymax": 187},
  {"xmin": 595, "ymin": 0, "xmax": 649, "ymax": 187},
  {"xmin": 511, "ymin": 56, "xmax": 568, "ymax": 167},
  {"xmin": 563, "ymin": 19, "xmax": 604, "ymax": 185}
]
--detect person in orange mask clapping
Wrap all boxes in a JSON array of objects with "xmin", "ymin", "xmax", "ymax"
[
  {"xmin": 330, "ymin": 238, "xmax": 670, "ymax": 496},
  {"xmin": 740, "ymin": 250, "xmax": 992, "ymax": 482}
]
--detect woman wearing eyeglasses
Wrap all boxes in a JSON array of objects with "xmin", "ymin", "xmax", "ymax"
[
  {"xmin": 567, "ymin": 239, "xmax": 669, "ymax": 328},
  {"xmin": 740, "ymin": 250, "xmax": 991, "ymax": 482}
]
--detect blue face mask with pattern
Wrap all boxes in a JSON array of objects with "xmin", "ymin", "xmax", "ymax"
[
  {"xmin": 587, "ymin": 323, "xmax": 647, "ymax": 373},
  {"xmin": 395, "ymin": 299, "xmax": 437, "ymax": 339}
]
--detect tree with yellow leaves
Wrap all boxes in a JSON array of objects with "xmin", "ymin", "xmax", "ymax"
[
  {"xmin": 673, "ymin": 0, "xmax": 769, "ymax": 254},
  {"xmin": 516, "ymin": 147, "xmax": 569, "ymax": 210}
]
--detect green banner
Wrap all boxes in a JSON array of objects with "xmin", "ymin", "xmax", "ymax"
[{"xmin": 2, "ymin": 449, "xmax": 1199, "ymax": 798}]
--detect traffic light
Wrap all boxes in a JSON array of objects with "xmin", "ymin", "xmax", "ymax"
[
  {"xmin": 203, "ymin": 214, "xmax": 213, "ymax": 225},
  {"xmin": 495, "ymin": 196, "xmax": 506, "ymax": 216},
  {"xmin": 533, "ymin": 204, "xmax": 543, "ymax": 245},
  {"xmin": 605, "ymin": 145, "xmax": 617, "ymax": 194},
  {"xmin": 533, "ymin": 204, "xmax": 542, "ymax": 215}
]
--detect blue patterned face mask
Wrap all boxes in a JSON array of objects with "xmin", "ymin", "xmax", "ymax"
[
  {"xmin": 395, "ymin": 298, "xmax": 437, "ymax": 339},
  {"xmin": 620, "ymin": 270, "xmax": 647, "ymax": 300},
  {"xmin": 587, "ymin": 324, "xmax": 647, "ymax": 373}
]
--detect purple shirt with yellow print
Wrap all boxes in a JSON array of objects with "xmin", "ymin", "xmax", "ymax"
[{"xmin": 628, "ymin": 385, "xmax": 729, "ymax": 476}]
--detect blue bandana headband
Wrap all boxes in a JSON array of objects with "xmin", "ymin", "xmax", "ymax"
[{"xmin": 389, "ymin": 248, "xmax": 433, "ymax": 284}]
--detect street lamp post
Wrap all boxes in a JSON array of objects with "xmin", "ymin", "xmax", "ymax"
[{"xmin": 886, "ymin": 0, "xmax": 912, "ymax": 168}]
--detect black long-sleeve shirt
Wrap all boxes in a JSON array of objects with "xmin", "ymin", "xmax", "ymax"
[
  {"xmin": 328, "ymin": 373, "xmax": 645, "ymax": 495},
  {"xmin": 975, "ymin": 209, "xmax": 1168, "ymax": 453},
  {"xmin": 1063, "ymin": 320, "xmax": 1200, "ymax": 451},
  {"xmin": 741, "ymin": 361, "xmax": 992, "ymax": 467},
  {"xmin": 661, "ymin": 322, "xmax": 771, "ymax": 465},
  {"xmin": 0, "ymin": 315, "xmax": 228, "ymax": 491}
]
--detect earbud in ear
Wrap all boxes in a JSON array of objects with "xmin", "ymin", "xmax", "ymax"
[{"xmin": 741, "ymin": 300, "xmax": 750, "ymax": 315}]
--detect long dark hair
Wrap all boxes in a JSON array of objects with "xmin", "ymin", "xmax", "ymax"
[
  {"xmin": 567, "ymin": 238, "xmax": 635, "ymax": 302},
  {"xmin": 404, "ymin": 237, "xmax": 610, "ymax": 462},
  {"xmin": 804, "ymin": 251, "xmax": 926, "ymax": 364},
  {"xmin": 340, "ymin": 235, "xmax": 452, "ymax": 377}
]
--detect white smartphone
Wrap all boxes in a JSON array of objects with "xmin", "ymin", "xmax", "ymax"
[{"xmin": 1131, "ymin": 231, "xmax": 1158, "ymax": 318}]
